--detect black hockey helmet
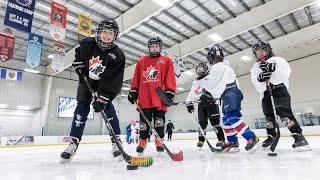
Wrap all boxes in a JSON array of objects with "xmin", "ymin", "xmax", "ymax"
[
  {"xmin": 195, "ymin": 62, "xmax": 209, "ymax": 79},
  {"xmin": 147, "ymin": 37, "xmax": 163, "ymax": 57},
  {"xmin": 95, "ymin": 19, "xmax": 119, "ymax": 50},
  {"xmin": 251, "ymin": 41, "xmax": 273, "ymax": 61},
  {"xmin": 207, "ymin": 45, "xmax": 224, "ymax": 64}
]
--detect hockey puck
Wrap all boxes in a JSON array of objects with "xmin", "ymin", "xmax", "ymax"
[
  {"xmin": 268, "ymin": 152, "xmax": 278, "ymax": 157},
  {"xmin": 127, "ymin": 164, "xmax": 139, "ymax": 170}
]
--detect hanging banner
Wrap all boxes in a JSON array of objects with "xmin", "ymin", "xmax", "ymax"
[
  {"xmin": 0, "ymin": 32, "xmax": 15, "ymax": 62},
  {"xmin": 4, "ymin": 0, "xmax": 36, "ymax": 33},
  {"xmin": 52, "ymin": 41, "xmax": 65, "ymax": 73},
  {"xmin": 0, "ymin": 24, "xmax": 17, "ymax": 36},
  {"xmin": 78, "ymin": 14, "xmax": 92, "ymax": 37},
  {"xmin": 50, "ymin": 1, "xmax": 67, "ymax": 41},
  {"xmin": 26, "ymin": 33, "xmax": 43, "ymax": 68},
  {"xmin": 173, "ymin": 56, "xmax": 182, "ymax": 78}
]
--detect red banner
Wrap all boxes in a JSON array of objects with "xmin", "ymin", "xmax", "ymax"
[
  {"xmin": 50, "ymin": 1, "xmax": 67, "ymax": 41},
  {"xmin": 50, "ymin": 1, "xmax": 67, "ymax": 28},
  {"xmin": 0, "ymin": 32, "xmax": 15, "ymax": 62}
]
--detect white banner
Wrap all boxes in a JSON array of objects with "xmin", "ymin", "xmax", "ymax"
[
  {"xmin": 58, "ymin": 97, "xmax": 94, "ymax": 119},
  {"xmin": 52, "ymin": 41, "xmax": 65, "ymax": 73}
]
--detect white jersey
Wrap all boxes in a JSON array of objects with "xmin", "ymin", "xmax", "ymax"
[
  {"xmin": 204, "ymin": 60, "xmax": 239, "ymax": 98},
  {"xmin": 186, "ymin": 77, "xmax": 206, "ymax": 103},
  {"xmin": 130, "ymin": 123, "xmax": 139, "ymax": 138},
  {"xmin": 250, "ymin": 56, "xmax": 291, "ymax": 100}
]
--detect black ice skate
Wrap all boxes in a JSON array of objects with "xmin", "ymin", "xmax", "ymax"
[
  {"xmin": 136, "ymin": 139, "xmax": 147, "ymax": 154},
  {"xmin": 291, "ymin": 133, "xmax": 311, "ymax": 152},
  {"xmin": 221, "ymin": 141, "xmax": 240, "ymax": 153},
  {"xmin": 197, "ymin": 141, "xmax": 204, "ymax": 150},
  {"xmin": 155, "ymin": 138, "xmax": 164, "ymax": 152},
  {"xmin": 262, "ymin": 134, "xmax": 275, "ymax": 149},
  {"xmin": 60, "ymin": 137, "xmax": 79, "ymax": 163},
  {"xmin": 245, "ymin": 136, "xmax": 261, "ymax": 153},
  {"xmin": 111, "ymin": 136, "xmax": 123, "ymax": 161},
  {"xmin": 216, "ymin": 140, "xmax": 225, "ymax": 147}
]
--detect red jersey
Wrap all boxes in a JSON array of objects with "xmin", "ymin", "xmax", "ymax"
[{"xmin": 131, "ymin": 55, "xmax": 176, "ymax": 111}]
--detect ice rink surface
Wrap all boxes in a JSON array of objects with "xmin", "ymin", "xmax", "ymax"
[{"xmin": 0, "ymin": 136, "xmax": 319, "ymax": 180}]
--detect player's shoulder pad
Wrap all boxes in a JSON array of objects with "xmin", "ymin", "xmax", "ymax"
[
  {"xmin": 112, "ymin": 45, "xmax": 125, "ymax": 60},
  {"xmin": 138, "ymin": 55, "xmax": 148, "ymax": 62},
  {"xmin": 80, "ymin": 37, "xmax": 96, "ymax": 47}
]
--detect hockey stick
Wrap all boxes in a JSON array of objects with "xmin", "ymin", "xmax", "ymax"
[
  {"xmin": 135, "ymin": 102, "xmax": 183, "ymax": 161},
  {"xmin": 156, "ymin": 87, "xmax": 200, "ymax": 106},
  {"xmin": 83, "ymin": 76, "xmax": 153, "ymax": 167},
  {"xmin": 261, "ymin": 55, "xmax": 281, "ymax": 153},
  {"xmin": 191, "ymin": 112, "xmax": 229, "ymax": 153}
]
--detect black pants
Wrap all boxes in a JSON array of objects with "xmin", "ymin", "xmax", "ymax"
[
  {"xmin": 167, "ymin": 130, "xmax": 173, "ymax": 140},
  {"xmin": 262, "ymin": 85, "xmax": 302, "ymax": 137},
  {"xmin": 198, "ymin": 103, "xmax": 225, "ymax": 142},
  {"xmin": 139, "ymin": 108, "xmax": 166, "ymax": 140}
]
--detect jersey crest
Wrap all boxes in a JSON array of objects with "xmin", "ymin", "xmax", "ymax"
[
  {"xmin": 143, "ymin": 65, "xmax": 159, "ymax": 83},
  {"xmin": 89, "ymin": 56, "xmax": 106, "ymax": 80}
]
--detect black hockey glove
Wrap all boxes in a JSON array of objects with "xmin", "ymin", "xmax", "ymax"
[
  {"xmin": 128, "ymin": 89, "xmax": 138, "ymax": 104},
  {"xmin": 186, "ymin": 103, "xmax": 194, "ymax": 113},
  {"xmin": 72, "ymin": 61, "xmax": 86, "ymax": 79},
  {"xmin": 200, "ymin": 90, "xmax": 214, "ymax": 105},
  {"xmin": 92, "ymin": 95, "xmax": 109, "ymax": 112},
  {"xmin": 259, "ymin": 62, "xmax": 276, "ymax": 72},
  {"xmin": 257, "ymin": 72, "xmax": 272, "ymax": 82},
  {"xmin": 165, "ymin": 90, "xmax": 175, "ymax": 102}
]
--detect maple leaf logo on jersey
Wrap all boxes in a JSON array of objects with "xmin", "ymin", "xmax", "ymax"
[
  {"xmin": 194, "ymin": 85, "xmax": 202, "ymax": 95},
  {"xmin": 89, "ymin": 56, "xmax": 106, "ymax": 80},
  {"xmin": 143, "ymin": 65, "xmax": 159, "ymax": 83}
]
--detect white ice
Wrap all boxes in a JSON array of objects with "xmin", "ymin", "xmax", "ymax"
[{"xmin": 0, "ymin": 136, "xmax": 319, "ymax": 180}]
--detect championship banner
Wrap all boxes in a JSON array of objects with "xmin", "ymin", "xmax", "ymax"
[
  {"xmin": 4, "ymin": 0, "xmax": 36, "ymax": 33},
  {"xmin": 0, "ymin": 32, "xmax": 15, "ymax": 62},
  {"xmin": 26, "ymin": 33, "xmax": 43, "ymax": 68},
  {"xmin": 78, "ymin": 14, "xmax": 92, "ymax": 37},
  {"xmin": 173, "ymin": 56, "xmax": 182, "ymax": 78},
  {"xmin": 52, "ymin": 41, "xmax": 65, "ymax": 73},
  {"xmin": 0, "ymin": 24, "xmax": 17, "ymax": 36},
  {"xmin": 50, "ymin": 1, "xmax": 67, "ymax": 41}
]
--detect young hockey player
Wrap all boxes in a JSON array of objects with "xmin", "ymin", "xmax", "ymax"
[
  {"xmin": 251, "ymin": 41, "xmax": 310, "ymax": 151},
  {"xmin": 186, "ymin": 62, "xmax": 225, "ymax": 148},
  {"xmin": 128, "ymin": 36, "xmax": 176, "ymax": 153},
  {"xmin": 203, "ymin": 45, "xmax": 260, "ymax": 153},
  {"xmin": 166, "ymin": 120, "xmax": 175, "ymax": 141},
  {"xmin": 130, "ymin": 120, "xmax": 139, "ymax": 144},
  {"xmin": 60, "ymin": 19, "xmax": 126, "ymax": 162}
]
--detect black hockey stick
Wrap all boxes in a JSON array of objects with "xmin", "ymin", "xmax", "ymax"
[
  {"xmin": 135, "ymin": 102, "xmax": 183, "ymax": 161},
  {"xmin": 156, "ymin": 87, "xmax": 228, "ymax": 153},
  {"xmin": 191, "ymin": 112, "xmax": 230, "ymax": 153},
  {"xmin": 261, "ymin": 55, "xmax": 281, "ymax": 154},
  {"xmin": 156, "ymin": 87, "xmax": 200, "ymax": 106},
  {"xmin": 83, "ymin": 76, "xmax": 153, "ymax": 167}
]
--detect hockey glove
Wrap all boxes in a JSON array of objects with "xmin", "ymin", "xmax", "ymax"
[
  {"xmin": 186, "ymin": 103, "xmax": 195, "ymax": 113},
  {"xmin": 165, "ymin": 90, "xmax": 175, "ymax": 102},
  {"xmin": 257, "ymin": 72, "xmax": 272, "ymax": 82},
  {"xmin": 128, "ymin": 89, "xmax": 138, "ymax": 104},
  {"xmin": 72, "ymin": 61, "xmax": 86, "ymax": 79},
  {"xmin": 200, "ymin": 90, "xmax": 214, "ymax": 105},
  {"xmin": 92, "ymin": 95, "xmax": 109, "ymax": 112},
  {"xmin": 259, "ymin": 62, "xmax": 276, "ymax": 72}
]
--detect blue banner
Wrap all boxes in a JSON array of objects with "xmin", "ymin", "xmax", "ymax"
[
  {"xmin": 4, "ymin": 0, "xmax": 36, "ymax": 33},
  {"xmin": 26, "ymin": 33, "xmax": 42, "ymax": 68}
]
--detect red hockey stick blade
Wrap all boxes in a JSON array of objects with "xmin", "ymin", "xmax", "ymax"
[{"xmin": 171, "ymin": 151, "xmax": 183, "ymax": 161}]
